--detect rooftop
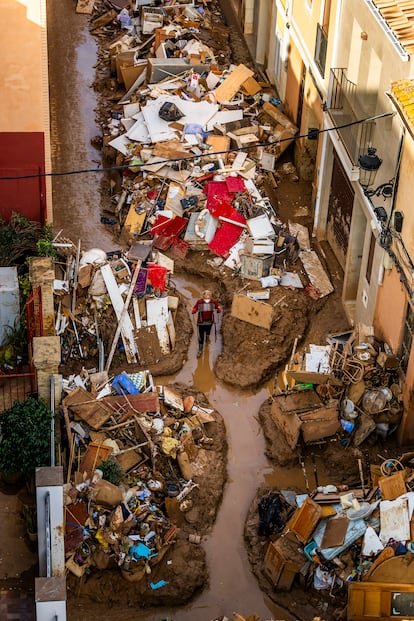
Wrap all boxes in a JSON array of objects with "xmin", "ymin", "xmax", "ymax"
[
  {"xmin": 390, "ymin": 78, "xmax": 414, "ymax": 134},
  {"xmin": 371, "ymin": 0, "xmax": 414, "ymax": 54}
]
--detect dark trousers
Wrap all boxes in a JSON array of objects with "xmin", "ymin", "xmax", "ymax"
[{"xmin": 197, "ymin": 323, "xmax": 213, "ymax": 348}]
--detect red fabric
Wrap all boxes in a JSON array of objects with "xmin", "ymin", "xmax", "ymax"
[
  {"xmin": 208, "ymin": 207, "xmax": 246, "ymax": 258},
  {"xmin": 147, "ymin": 264, "xmax": 168, "ymax": 291},
  {"xmin": 171, "ymin": 236, "xmax": 190, "ymax": 258},
  {"xmin": 225, "ymin": 176, "xmax": 246, "ymax": 193},
  {"xmin": 152, "ymin": 216, "xmax": 188, "ymax": 250},
  {"xmin": 149, "ymin": 215, "xmax": 171, "ymax": 236},
  {"xmin": 205, "ymin": 181, "xmax": 234, "ymax": 217}
]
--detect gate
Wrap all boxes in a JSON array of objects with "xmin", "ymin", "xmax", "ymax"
[{"xmin": 0, "ymin": 287, "xmax": 42, "ymax": 412}]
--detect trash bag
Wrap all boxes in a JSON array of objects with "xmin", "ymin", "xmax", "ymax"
[
  {"xmin": 158, "ymin": 102, "xmax": 184, "ymax": 122},
  {"xmin": 258, "ymin": 492, "xmax": 289, "ymax": 537}
]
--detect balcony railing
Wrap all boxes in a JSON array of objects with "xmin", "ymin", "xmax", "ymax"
[
  {"xmin": 326, "ymin": 68, "xmax": 375, "ymax": 165},
  {"xmin": 314, "ymin": 24, "xmax": 328, "ymax": 77}
]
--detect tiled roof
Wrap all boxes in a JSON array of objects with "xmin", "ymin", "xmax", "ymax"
[
  {"xmin": 372, "ymin": 1, "xmax": 414, "ymax": 54},
  {"xmin": 390, "ymin": 79, "xmax": 414, "ymax": 132}
]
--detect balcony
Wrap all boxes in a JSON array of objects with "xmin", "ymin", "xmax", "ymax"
[{"xmin": 326, "ymin": 68, "xmax": 376, "ymax": 165}]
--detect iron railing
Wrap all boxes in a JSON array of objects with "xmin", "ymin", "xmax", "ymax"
[{"xmin": 327, "ymin": 68, "xmax": 375, "ymax": 165}]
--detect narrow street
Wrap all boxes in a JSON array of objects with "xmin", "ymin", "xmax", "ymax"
[
  {"xmin": 47, "ymin": 1, "xmax": 306, "ymax": 619},
  {"xmin": 0, "ymin": 1, "xmax": 341, "ymax": 619}
]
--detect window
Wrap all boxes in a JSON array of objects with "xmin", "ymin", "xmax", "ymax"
[
  {"xmin": 274, "ymin": 31, "xmax": 283, "ymax": 82},
  {"xmin": 400, "ymin": 303, "xmax": 414, "ymax": 374},
  {"xmin": 315, "ymin": 23, "xmax": 328, "ymax": 77},
  {"xmin": 365, "ymin": 233, "xmax": 376, "ymax": 284}
]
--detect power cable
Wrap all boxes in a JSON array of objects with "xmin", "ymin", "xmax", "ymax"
[{"xmin": 0, "ymin": 111, "xmax": 394, "ymax": 181}]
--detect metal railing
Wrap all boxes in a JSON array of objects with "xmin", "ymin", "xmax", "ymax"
[
  {"xmin": 0, "ymin": 369, "xmax": 37, "ymax": 412},
  {"xmin": 327, "ymin": 68, "xmax": 375, "ymax": 164}
]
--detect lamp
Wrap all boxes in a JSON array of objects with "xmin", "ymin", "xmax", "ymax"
[{"xmin": 358, "ymin": 147, "xmax": 382, "ymax": 188}]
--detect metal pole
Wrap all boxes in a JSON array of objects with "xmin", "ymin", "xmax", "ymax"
[
  {"xmin": 50, "ymin": 375, "xmax": 55, "ymax": 467},
  {"xmin": 45, "ymin": 491, "xmax": 51, "ymax": 577}
]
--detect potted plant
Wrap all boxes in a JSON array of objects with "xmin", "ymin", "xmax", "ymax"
[{"xmin": 0, "ymin": 397, "xmax": 53, "ymax": 482}]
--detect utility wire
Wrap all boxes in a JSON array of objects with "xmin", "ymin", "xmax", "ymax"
[{"xmin": 0, "ymin": 111, "xmax": 394, "ymax": 181}]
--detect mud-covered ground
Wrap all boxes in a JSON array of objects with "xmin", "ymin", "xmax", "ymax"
[
  {"xmin": 44, "ymin": 0, "xmax": 362, "ymax": 619},
  {"xmin": 67, "ymin": 382, "xmax": 227, "ymax": 611}
]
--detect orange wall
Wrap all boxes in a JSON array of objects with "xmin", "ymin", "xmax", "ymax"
[
  {"xmin": 374, "ymin": 264, "xmax": 414, "ymax": 442},
  {"xmin": 373, "ymin": 265, "xmax": 405, "ymax": 352}
]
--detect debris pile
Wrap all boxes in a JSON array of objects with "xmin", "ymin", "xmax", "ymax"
[
  {"xmin": 269, "ymin": 325, "xmax": 403, "ymax": 450},
  {"xmin": 80, "ymin": 0, "xmax": 337, "ymax": 305},
  {"xmin": 62, "ymin": 376, "xmax": 224, "ymax": 589},
  {"xmin": 52, "ymin": 236, "xmax": 187, "ymax": 370},
  {"xmin": 257, "ymin": 452, "xmax": 414, "ymax": 606}
]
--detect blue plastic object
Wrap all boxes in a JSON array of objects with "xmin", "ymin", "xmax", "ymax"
[
  {"xmin": 112, "ymin": 372, "xmax": 139, "ymax": 396},
  {"xmin": 304, "ymin": 540, "xmax": 318, "ymax": 562}
]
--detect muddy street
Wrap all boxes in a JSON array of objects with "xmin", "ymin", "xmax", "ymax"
[
  {"xmin": 47, "ymin": 0, "xmax": 115, "ymax": 251},
  {"xmin": 47, "ymin": 2, "xmax": 332, "ymax": 619}
]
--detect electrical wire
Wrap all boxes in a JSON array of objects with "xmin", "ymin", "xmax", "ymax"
[{"xmin": 0, "ymin": 111, "xmax": 395, "ymax": 181}]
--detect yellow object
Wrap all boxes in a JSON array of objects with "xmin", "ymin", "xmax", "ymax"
[{"xmin": 95, "ymin": 529, "xmax": 109, "ymax": 548}]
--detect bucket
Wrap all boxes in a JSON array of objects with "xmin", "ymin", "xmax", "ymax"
[
  {"xmin": 340, "ymin": 419, "xmax": 355, "ymax": 433},
  {"xmin": 342, "ymin": 399, "xmax": 357, "ymax": 420}
]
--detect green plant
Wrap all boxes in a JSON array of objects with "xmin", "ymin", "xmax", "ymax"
[
  {"xmin": 0, "ymin": 398, "xmax": 53, "ymax": 475},
  {"xmin": 99, "ymin": 459, "xmax": 124, "ymax": 486},
  {"xmin": 36, "ymin": 224, "xmax": 58, "ymax": 259}
]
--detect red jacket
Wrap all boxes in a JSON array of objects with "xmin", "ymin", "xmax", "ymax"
[{"xmin": 192, "ymin": 299, "xmax": 221, "ymax": 325}]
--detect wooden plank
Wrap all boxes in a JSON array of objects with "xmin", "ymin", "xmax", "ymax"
[
  {"xmin": 78, "ymin": 442, "xmax": 112, "ymax": 479},
  {"xmin": 270, "ymin": 401, "xmax": 302, "ymax": 450},
  {"xmin": 241, "ymin": 76, "xmax": 262, "ymax": 96},
  {"xmin": 286, "ymin": 496, "xmax": 322, "ymax": 544},
  {"xmin": 63, "ymin": 386, "xmax": 113, "ymax": 430},
  {"xmin": 89, "ymin": 9, "xmax": 117, "ymax": 30},
  {"xmin": 123, "ymin": 204, "xmax": 147, "ymax": 240},
  {"xmin": 100, "ymin": 263, "xmax": 137, "ymax": 363},
  {"xmin": 378, "ymin": 471, "xmax": 407, "ymax": 500},
  {"xmin": 299, "ymin": 250, "xmax": 334, "ymax": 298},
  {"xmin": 135, "ymin": 325, "xmax": 162, "ymax": 364},
  {"xmin": 101, "ymin": 391, "xmax": 160, "ymax": 413},
  {"xmin": 231, "ymin": 293, "xmax": 273, "ymax": 329},
  {"xmin": 214, "ymin": 64, "xmax": 254, "ymax": 103},
  {"xmin": 146, "ymin": 297, "xmax": 170, "ymax": 354},
  {"xmin": 205, "ymin": 134, "xmax": 231, "ymax": 162}
]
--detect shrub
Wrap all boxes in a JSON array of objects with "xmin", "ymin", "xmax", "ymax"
[
  {"xmin": 0, "ymin": 398, "xmax": 52, "ymax": 474},
  {"xmin": 99, "ymin": 459, "xmax": 124, "ymax": 486}
]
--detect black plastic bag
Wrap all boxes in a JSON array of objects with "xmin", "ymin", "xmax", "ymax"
[{"xmin": 159, "ymin": 102, "xmax": 183, "ymax": 122}]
